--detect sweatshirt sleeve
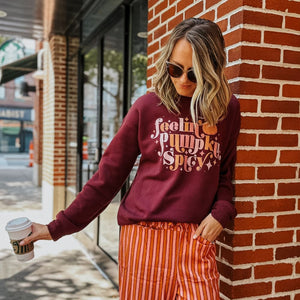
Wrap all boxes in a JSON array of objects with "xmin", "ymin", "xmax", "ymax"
[
  {"xmin": 47, "ymin": 103, "xmax": 141, "ymax": 241},
  {"xmin": 211, "ymin": 97, "xmax": 241, "ymax": 228}
]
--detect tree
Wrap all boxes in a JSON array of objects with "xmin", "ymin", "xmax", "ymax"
[{"xmin": 84, "ymin": 48, "xmax": 147, "ymax": 134}]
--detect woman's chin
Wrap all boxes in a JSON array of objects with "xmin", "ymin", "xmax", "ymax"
[
  {"xmin": 175, "ymin": 86, "xmax": 196, "ymax": 98},
  {"xmin": 178, "ymin": 91, "xmax": 194, "ymax": 97}
]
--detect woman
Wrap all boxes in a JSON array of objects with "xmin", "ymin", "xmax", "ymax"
[{"xmin": 21, "ymin": 18, "xmax": 240, "ymax": 299}]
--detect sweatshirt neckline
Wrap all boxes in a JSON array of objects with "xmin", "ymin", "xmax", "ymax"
[
  {"xmin": 178, "ymin": 95, "xmax": 192, "ymax": 102},
  {"xmin": 177, "ymin": 95, "xmax": 192, "ymax": 112}
]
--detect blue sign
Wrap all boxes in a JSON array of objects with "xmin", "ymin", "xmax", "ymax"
[{"xmin": 0, "ymin": 107, "xmax": 33, "ymax": 121}]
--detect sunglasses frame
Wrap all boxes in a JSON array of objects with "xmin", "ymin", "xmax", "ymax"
[{"xmin": 166, "ymin": 61, "xmax": 197, "ymax": 83}]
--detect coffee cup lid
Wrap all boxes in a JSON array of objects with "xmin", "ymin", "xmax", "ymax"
[{"xmin": 5, "ymin": 217, "xmax": 32, "ymax": 232}]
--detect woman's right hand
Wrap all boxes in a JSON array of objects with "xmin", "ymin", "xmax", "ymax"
[{"xmin": 20, "ymin": 222, "xmax": 52, "ymax": 246}]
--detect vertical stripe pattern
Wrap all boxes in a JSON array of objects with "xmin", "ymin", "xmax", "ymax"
[{"xmin": 119, "ymin": 222, "xmax": 220, "ymax": 300}]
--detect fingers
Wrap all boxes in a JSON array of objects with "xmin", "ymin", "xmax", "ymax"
[
  {"xmin": 19, "ymin": 235, "xmax": 35, "ymax": 246},
  {"xmin": 19, "ymin": 223, "xmax": 52, "ymax": 246},
  {"xmin": 193, "ymin": 214, "xmax": 223, "ymax": 242},
  {"xmin": 193, "ymin": 213, "xmax": 211, "ymax": 239},
  {"xmin": 19, "ymin": 227, "xmax": 39, "ymax": 245},
  {"xmin": 193, "ymin": 221, "xmax": 204, "ymax": 239}
]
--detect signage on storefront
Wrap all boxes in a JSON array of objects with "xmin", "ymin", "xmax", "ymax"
[
  {"xmin": 0, "ymin": 39, "xmax": 25, "ymax": 66},
  {"xmin": 0, "ymin": 107, "xmax": 33, "ymax": 121}
]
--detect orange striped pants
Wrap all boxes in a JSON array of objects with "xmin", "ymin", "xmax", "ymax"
[{"xmin": 119, "ymin": 222, "xmax": 220, "ymax": 300}]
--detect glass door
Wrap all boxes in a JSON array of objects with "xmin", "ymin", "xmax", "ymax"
[{"xmin": 81, "ymin": 45, "xmax": 99, "ymax": 239}]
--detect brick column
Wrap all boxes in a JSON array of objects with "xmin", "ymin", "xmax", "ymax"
[
  {"xmin": 42, "ymin": 36, "xmax": 67, "ymax": 219},
  {"xmin": 33, "ymin": 79, "xmax": 43, "ymax": 186},
  {"xmin": 65, "ymin": 36, "xmax": 80, "ymax": 207},
  {"xmin": 147, "ymin": 1, "xmax": 300, "ymax": 299}
]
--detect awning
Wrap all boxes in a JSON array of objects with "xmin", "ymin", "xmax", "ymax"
[
  {"xmin": 2, "ymin": 127, "xmax": 20, "ymax": 135},
  {"xmin": 0, "ymin": 53, "xmax": 37, "ymax": 85}
]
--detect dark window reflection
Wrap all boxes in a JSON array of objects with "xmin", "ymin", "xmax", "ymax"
[
  {"xmin": 129, "ymin": 0, "xmax": 148, "ymax": 185},
  {"xmin": 82, "ymin": 45, "xmax": 99, "ymax": 239},
  {"xmin": 98, "ymin": 15, "xmax": 124, "ymax": 261},
  {"xmin": 82, "ymin": 0, "xmax": 123, "ymax": 41},
  {"xmin": 130, "ymin": 0, "xmax": 148, "ymax": 104},
  {"xmin": 102, "ymin": 22, "xmax": 124, "ymax": 153}
]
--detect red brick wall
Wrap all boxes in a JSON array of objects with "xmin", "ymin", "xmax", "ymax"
[
  {"xmin": 43, "ymin": 36, "xmax": 67, "ymax": 186},
  {"xmin": 51, "ymin": 36, "xmax": 67, "ymax": 186},
  {"xmin": 147, "ymin": 1, "xmax": 300, "ymax": 299}
]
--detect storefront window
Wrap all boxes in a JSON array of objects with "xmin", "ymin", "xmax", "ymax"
[
  {"xmin": 82, "ymin": 46, "xmax": 99, "ymax": 185},
  {"xmin": 0, "ymin": 120, "xmax": 21, "ymax": 152},
  {"xmin": 98, "ymin": 13, "xmax": 125, "ymax": 262},
  {"xmin": 82, "ymin": 45, "xmax": 99, "ymax": 239},
  {"xmin": 129, "ymin": 0, "xmax": 148, "ymax": 184},
  {"xmin": 82, "ymin": 0, "xmax": 123, "ymax": 42},
  {"xmin": 0, "ymin": 120, "xmax": 32, "ymax": 153},
  {"xmin": 130, "ymin": 0, "xmax": 148, "ymax": 105}
]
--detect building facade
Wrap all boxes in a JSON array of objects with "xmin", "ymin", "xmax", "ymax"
[
  {"xmin": 0, "ymin": 39, "xmax": 36, "ymax": 154},
  {"xmin": 4, "ymin": 0, "xmax": 299, "ymax": 298}
]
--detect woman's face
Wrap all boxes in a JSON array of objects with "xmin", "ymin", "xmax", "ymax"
[{"xmin": 169, "ymin": 38, "xmax": 197, "ymax": 97}]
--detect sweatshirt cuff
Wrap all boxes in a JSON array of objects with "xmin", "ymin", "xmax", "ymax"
[
  {"xmin": 47, "ymin": 218, "xmax": 64, "ymax": 241},
  {"xmin": 47, "ymin": 211, "xmax": 80, "ymax": 241},
  {"xmin": 211, "ymin": 201, "xmax": 237, "ymax": 228}
]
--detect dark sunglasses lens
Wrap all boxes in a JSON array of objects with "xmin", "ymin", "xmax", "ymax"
[
  {"xmin": 187, "ymin": 70, "xmax": 197, "ymax": 83},
  {"xmin": 167, "ymin": 63, "xmax": 183, "ymax": 78}
]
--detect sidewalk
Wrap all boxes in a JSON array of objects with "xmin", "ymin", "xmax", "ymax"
[{"xmin": 0, "ymin": 167, "xmax": 119, "ymax": 300}]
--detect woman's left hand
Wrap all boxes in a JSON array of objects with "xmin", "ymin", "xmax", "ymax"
[{"xmin": 193, "ymin": 214, "xmax": 223, "ymax": 242}]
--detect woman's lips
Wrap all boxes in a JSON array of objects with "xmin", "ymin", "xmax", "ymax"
[{"xmin": 179, "ymin": 84, "xmax": 192, "ymax": 89}]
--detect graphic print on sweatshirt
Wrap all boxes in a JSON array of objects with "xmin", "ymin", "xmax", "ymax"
[{"xmin": 150, "ymin": 116, "xmax": 221, "ymax": 172}]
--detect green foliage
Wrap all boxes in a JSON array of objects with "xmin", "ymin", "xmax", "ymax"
[
  {"xmin": 84, "ymin": 48, "xmax": 147, "ymax": 94},
  {"xmin": 131, "ymin": 53, "xmax": 147, "ymax": 91},
  {"xmin": 84, "ymin": 48, "xmax": 98, "ymax": 81},
  {"xmin": 104, "ymin": 49, "xmax": 123, "ymax": 75}
]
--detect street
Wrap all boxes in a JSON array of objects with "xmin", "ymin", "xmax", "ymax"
[{"xmin": 0, "ymin": 153, "xmax": 30, "ymax": 168}]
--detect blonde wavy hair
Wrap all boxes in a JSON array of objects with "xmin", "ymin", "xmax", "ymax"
[{"xmin": 153, "ymin": 18, "xmax": 231, "ymax": 126}]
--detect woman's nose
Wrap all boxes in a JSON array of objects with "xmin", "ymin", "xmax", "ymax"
[{"xmin": 179, "ymin": 72, "xmax": 189, "ymax": 82}]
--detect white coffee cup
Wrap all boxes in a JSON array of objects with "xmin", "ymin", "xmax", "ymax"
[{"xmin": 5, "ymin": 217, "xmax": 34, "ymax": 262}]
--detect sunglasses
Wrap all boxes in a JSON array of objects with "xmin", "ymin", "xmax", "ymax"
[{"xmin": 166, "ymin": 61, "xmax": 197, "ymax": 83}]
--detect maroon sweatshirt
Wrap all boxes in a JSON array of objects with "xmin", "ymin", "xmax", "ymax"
[{"xmin": 48, "ymin": 92, "xmax": 240, "ymax": 241}]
